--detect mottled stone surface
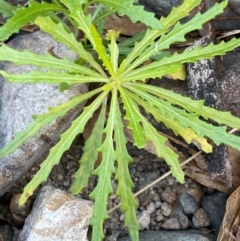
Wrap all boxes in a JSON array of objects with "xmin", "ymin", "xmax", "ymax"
[
  {"xmin": 0, "ymin": 31, "xmax": 88, "ymax": 196},
  {"xmin": 118, "ymin": 230, "xmax": 217, "ymax": 241},
  {"xmin": 180, "ymin": 193, "xmax": 198, "ymax": 215},
  {"xmin": 19, "ymin": 185, "xmax": 93, "ymax": 241}
]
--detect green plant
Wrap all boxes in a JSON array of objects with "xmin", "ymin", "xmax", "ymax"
[{"xmin": 0, "ymin": 0, "xmax": 240, "ymax": 240}]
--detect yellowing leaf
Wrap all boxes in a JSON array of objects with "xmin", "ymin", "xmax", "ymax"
[{"xmin": 165, "ymin": 64, "xmax": 186, "ymax": 80}]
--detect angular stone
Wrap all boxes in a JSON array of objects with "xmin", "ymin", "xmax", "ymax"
[
  {"xmin": 160, "ymin": 202, "xmax": 172, "ymax": 217},
  {"xmin": 161, "ymin": 218, "xmax": 180, "ymax": 230},
  {"xmin": 192, "ymin": 208, "xmax": 210, "ymax": 228},
  {"xmin": 0, "ymin": 30, "xmax": 88, "ymax": 196},
  {"xmin": 18, "ymin": 185, "xmax": 93, "ymax": 241},
  {"xmin": 137, "ymin": 210, "xmax": 151, "ymax": 230},
  {"xmin": 161, "ymin": 188, "xmax": 177, "ymax": 204}
]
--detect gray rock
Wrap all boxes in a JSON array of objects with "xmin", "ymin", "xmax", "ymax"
[
  {"xmin": 161, "ymin": 218, "xmax": 180, "ymax": 230},
  {"xmin": 137, "ymin": 210, "xmax": 151, "ymax": 230},
  {"xmin": 229, "ymin": 0, "xmax": 240, "ymax": 15},
  {"xmin": 0, "ymin": 30, "xmax": 88, "ymax": 196},
  {"xmin": 18, "ymin": 185, "xmax": 93, "ymax": 241},
  {"xmin": 180, "ymin": 193, "xmax": 198, "ymax": 215},
  {"xmin": 0, "ymin": 223, "xmax": 14, "ymax": 241},
  {"xmin": 201, "ymin": 191, "xmax": 228, "ymax": 231},
  {"xmin": 175, "ymin": 209, "xmax": 189, "ymax": 229},
  {"xmin": 118, "ymin": 230, "xmax": 217, "ymax": 241},
  {"xmin": 192, "ymin": 208, "xmax": 210, "ymax": 228}
]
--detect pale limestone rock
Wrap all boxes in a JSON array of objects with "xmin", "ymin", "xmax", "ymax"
[
  {"xmin": 0, "ymin": 31, "xmax": 88, "ymax": 196},
  {"xmin": 19, "ymin": 185, "xmax": 93, "ymax": 241}
]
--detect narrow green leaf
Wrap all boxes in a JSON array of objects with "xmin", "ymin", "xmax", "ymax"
[
  {"xmin": 90, "ymin": 24, "xmax": 115, "ymax": 77},
  {"xmin": 119, "ymin": 86, "xmax": 146, "ymax": 148},
  {"xmin": 124, "ymin": 84, "xmax": 240, "ymax": 152},
  {"xmin": 124, "ymin": 0, "xmax": 227, "ymax": 74},
  {"xmin": 122, "ymin": 38, "xmax": 240, "ymax": 82},
  {"xmin": 156, "ymin": 0, "xmax": 227, "ymax": 54},
  {"xmin": 0, "ymin": 0, "xmax": 18, "ymax": 18},
  {"xmin": 123, "ymin": 88, "xmax": 184, "ymax": 183},
  {"xmin": 0, "ymin": 1, "xmax": 64, "ymax": 41},
  {"xmin": 160, "ymin": 0, "xmax": 201, "ymax": 27},
  {"xmin": 114, "ymin": 96, "xmax": 139, "ymax": 241},
  {"xmin": 121, "ymin": 64, "xmax": 181, "ymax": 82},
  {"xmin": 60, "ymin": 0, "xmax": 85, "ymax": 12},
  {"xmin": 119, "ymin": 0, "xmax": 202, "ymax": 74},
  {"xmin": 97, "ymin": 0, "xmax": 162, "ymax": 30},
  {"xmin": 127, "ymin": 89, "xmax": 212, "ymax": 153},
  {"xmin": 70, "ymin": 98, "xmax": 107, "ymax": 195},
  {"xmin": 143, "ymin": 117, "xmax": 184, "ymax": 183},
  {"xmin": 106, "ymin": 30, "xmax": 120, "ymax": 73},
  {"xmin": 68, "ymin": 9, "xmax": 114, "ymax": 77},
  {"xmin": 0, "ymin": 44, "xmax": 101, "ymax": 76},
  {"xmin": 34, "ymin": 16, "xmax": 106, "ymax": 76},
  {"xmin": 90, "ymin": 87, "xmax": 118, "ymax": 241},
  {"xmin": 0, "ymin": 70, "xmax": 109, "ymax": 84},
  {"xmin": 19, "ymin": 90, "xmax": 109, "ymax": 206},
  {"xmin": 0, "ymin": 87, "xmax": 103, "ymax": 157},
  {"xmin": 130, "ymin": 82, "xmax": 240, "ymax": 130}
]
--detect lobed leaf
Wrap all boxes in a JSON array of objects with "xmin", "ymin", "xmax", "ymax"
[
  {"xmin": 106, "ymin": 30, "xmax": 120, "ymax": 73},
  {"xmin": 120, "ymin": 0, "xmax": 201, "ymax": 73},
  {"xmin": 0, "ymin": 0, "xmax": 18, "ymax": 18},
  {"xmin": 0, "ymin": 1, "xmax": 64, "ymax": 41},
  {"xmin": 124, "ymin": 0, "xmax": 227, "ymax": 74},
  {"xmin": 122, "ymin": 37, "xmax": 240, "ymax": 82},
  {"xmin": 60, "ymin": 0, "xmax": 86, "ymax": 12},
  {"xmin": 97, "ymin": 0, "xmax": 162, "ymax": 30},
  {"xmin": 128, "ymin": 89, "xmax": 212, "ymax": 153},
  {"xmin": 90, "ymin": 24, "xmax": 115, "ymax": 77},
  {"xmin": 131, "ymin": 82, "xmax": 240, "ymax": 130},
  {"xmin": 124, "ymin": 84, "xmax": 240, "ymax": 152},
  {"xmin": 0, "ymin": 44, "xmax": 102, "ymax": 77},
  {"xmin": 34, "ymin": 16, "xmax": 106, "ymax": 76},
  {"xmin": 123, "ymin": 88, "xmax": 184, "ymax": 182},
  {"xmin": 160, "ymin": 0, "xmax": 201, "ymax": 28},
  {"xmin": 19, "ymin": 90, "xmax": 109, "ymax": 206},
  {"xmin": 0, "ymin": 87, "xmax": 102, "ymax": 157},
  {"xmin": 89, "ymin": 87, "xmax": 118, "ymax": 241},
  {"xmin": 121, "ymin": 64, "xmax": 181, "ymax": 82},
  {"xmin": 68, "ymin": 8, "xmax": 114, "ymax": 77},
  {"xmin": 70, "ymin": 99, "xmax": 107, "ymax": 195},
  {"xmin": 119, "ymin": 86, "xmax": 146, "ymax": 148},
  {"xmin": 114, "ymin": 95, "xmax": 139, "ymax": 241},
  {"xmin": 0, "ymin": 70, "xmax": 109, "ymax": 84}
]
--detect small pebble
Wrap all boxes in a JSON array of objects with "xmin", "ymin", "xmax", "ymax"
[
  {"xmin": 147, "ymin": 202, "xmax": 155, "ymax": 214},
  {"xmin": 161, "ymin": 202, "xmax": 172, "ymax": 217},
  {"xmin": 161, "ymin": 218, "xmax": 181, "ymax": 230},
  {"xmin": 155, "ymin": 201, "xmax": 162, "ymax": 209},
  {"xmin": 161, "ymin": 188, "xmax": 177, "ymax": 204},
  {"xmin": 180, "ymin": 193, "xmax": 198, "ymax": 215},
  {"xmin": 57, "ymin": 174, "xmax": 63, "ymax": 181},
  {"xmin": 192, "ymin": 208, "xmax": 210, "ymax": 228},
  {"xmin": 156, "ymin": 213, "xmax": 164, "ymax": 222},
  {"xmin": 119, "ymin": 214, "xmax": 124, "ymax": 221},
  {"xmin": 137, "ymin": 210, "xmax": 151, "ymax": 230}
]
